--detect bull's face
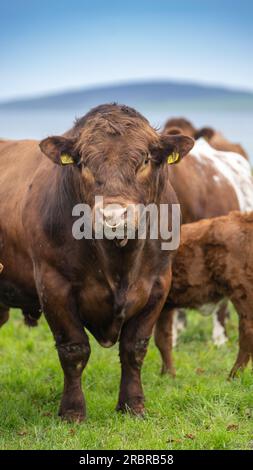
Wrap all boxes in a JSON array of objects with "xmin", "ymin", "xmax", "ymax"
[{"xmin": 40, "ymin": 105, "xmax": 194, "ymax": 244}]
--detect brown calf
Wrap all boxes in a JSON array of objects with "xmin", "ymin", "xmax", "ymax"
[{"xmin": 155, "ymin": 211, "xmax": 253, "ymax": 378}]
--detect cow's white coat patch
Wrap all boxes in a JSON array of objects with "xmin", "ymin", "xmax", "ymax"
[
  {"xmin": 172, "ymin": 309, "xmax": 187, "ymax": 347},
  {"xmin": 198, "ymin": 302, "xmax": 220, "ymax": 316},
  {"xmin": 190, "ymin": 138, "xmax": 253, "ymax": 211},
  {"xmin": 212, "ymin": 312, "xmax": 228, "ymax": 346},
  {"xmin": 197, "ymin": 302, "xmax": 228, "ymax": 345},
  {"xmin": 173, "ymin": 302, "xmax": 228, "ymax": 347}
]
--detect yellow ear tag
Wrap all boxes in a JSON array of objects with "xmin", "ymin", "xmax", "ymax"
[
  {"xmin": 60, "ymin": 153, "xmax": 74, "ymax": 165},
  {"xmin": 167, "ymin": 152, "xmax": 180, "ymax": 164}
]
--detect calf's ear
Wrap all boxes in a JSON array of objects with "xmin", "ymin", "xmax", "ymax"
[
  {"xmin": 39, "ymin": 136, "xmax": 79, "ymax": 166},
  {"xmin": 152, "ymin": 134, "xmax": 194, "ymax": 165},
  {"xmin": 164, "ymin": 126, "xmax": 183, "ymax": 136},
  {"xmin": 195, "ymin": 127, "xmax": 215, "ymax": 141}
]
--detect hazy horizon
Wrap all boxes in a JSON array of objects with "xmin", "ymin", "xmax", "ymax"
[{"xmin": 1, "ymin": 78, "xmax": 253, "ymax": 105}]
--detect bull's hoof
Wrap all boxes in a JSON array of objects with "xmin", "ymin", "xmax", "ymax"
[
  {"xmin": 116, "ymin": 401, "xmax": 145, "ymax": 417},
  {"xmin": 58, "ymin": 408, "xmax": 85, "ymax": 423}
]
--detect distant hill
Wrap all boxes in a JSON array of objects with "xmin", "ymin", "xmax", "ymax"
[{"xmin": 1, "ymin": 81, "xmax": 253, "ymax": 111}]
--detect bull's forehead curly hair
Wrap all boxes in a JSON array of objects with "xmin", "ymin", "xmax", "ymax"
[
  {"xmin": 68, "ymin": 103, "xmax": 159, "ymax": 157},
  {"xmin": 74, "ymin": 103, "xmax": 149, "ymax": 129}
]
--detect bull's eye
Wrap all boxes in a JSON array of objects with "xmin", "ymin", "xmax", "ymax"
[
  {"xmin": 140, "ymin": 153, "xmax": 151, "ymax": 169},
  {"xmin": 137, "ymin": 153, "xmax": 150, "ymax": 169},
  {"xmin": 136, "ymin": 153, "xmax": 151, "ymax": 179}
]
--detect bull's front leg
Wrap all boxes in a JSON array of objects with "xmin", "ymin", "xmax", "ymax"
[
  {"xmin": 117, "ymin": 281, "xmax": 170, "ymax": 416},
  {"xmin": 35, "ymin": 265, "xmax": 90, "ymax": 422},
  {"xmin": 57, "ymin": 333, "xmax": 90, "ymax": 421}
]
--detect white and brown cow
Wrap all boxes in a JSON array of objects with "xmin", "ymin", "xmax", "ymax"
[{"xmin": 164, "ymin": 117, "xmax": 249, "ymax": 160}]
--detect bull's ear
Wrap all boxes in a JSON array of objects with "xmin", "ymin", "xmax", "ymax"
[
  {"xmin": 39, "ymin": 136, "xmax": 79, "ymax": 166},
  {"xmin": 152, "ymin": 134, "xmax": 194, "ymax": 165}
]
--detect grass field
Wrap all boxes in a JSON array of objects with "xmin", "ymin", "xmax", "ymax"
[{"xmin": 0, "ymin": 307, "xmax": 253, "ymax": 450}]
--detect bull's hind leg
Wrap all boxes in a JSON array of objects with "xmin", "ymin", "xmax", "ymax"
[
  {"xmin": 0, "ymin": 306, "xmax": 9, "ymax": 327},
  {"xmin": 154, "ymin": 307, "xmax": 175, "ymax": 376},
  {"xmin": 229, "ymin": 298, "xmax": 253, "ymax": 378}
]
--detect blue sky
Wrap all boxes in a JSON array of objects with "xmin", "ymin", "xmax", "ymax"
[{"xmin": 1, "ymin": 0, "xmax": 253, "ymax": 100}]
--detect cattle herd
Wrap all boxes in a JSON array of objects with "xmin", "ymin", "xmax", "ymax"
[{"xmin": 0, "ymin": 103, "xmax": 253, "ymax": 422}]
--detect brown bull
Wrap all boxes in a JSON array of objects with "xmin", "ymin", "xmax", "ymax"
[
  {"xmin": 155, "ymin": 211, "xmax": 253, "ymax": 378},
  {"xmin": 0, "ymin": 103, "xmax": 193, "ymax": 421}
]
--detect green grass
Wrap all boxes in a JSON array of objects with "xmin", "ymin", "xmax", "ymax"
[{"xmin": 0, "ymin": 307, "xmax": 253, "ymax": 450}]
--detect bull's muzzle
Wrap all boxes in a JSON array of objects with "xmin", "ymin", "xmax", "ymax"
[
  {"xmin": 93, "ymin": 201, "xmax": 138, "ymax": 247},
  {"xmin": 100, "ymin": 206, "xmax": 127, "ymax": 229}
]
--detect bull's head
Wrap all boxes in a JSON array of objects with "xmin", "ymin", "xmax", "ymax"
[{"xmin": 40, "ymin": 104, "xmax": 194, "ymax": 245}]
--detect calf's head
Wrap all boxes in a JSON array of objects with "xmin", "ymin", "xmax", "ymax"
[{"xmin": 40, "ymin": 104, "xmax": 193, "ymax": 242}]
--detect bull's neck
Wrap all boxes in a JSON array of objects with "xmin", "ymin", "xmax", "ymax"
[{"xmin": 92, "ymin": 237, "xmax": 147, "ymax": 285}]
